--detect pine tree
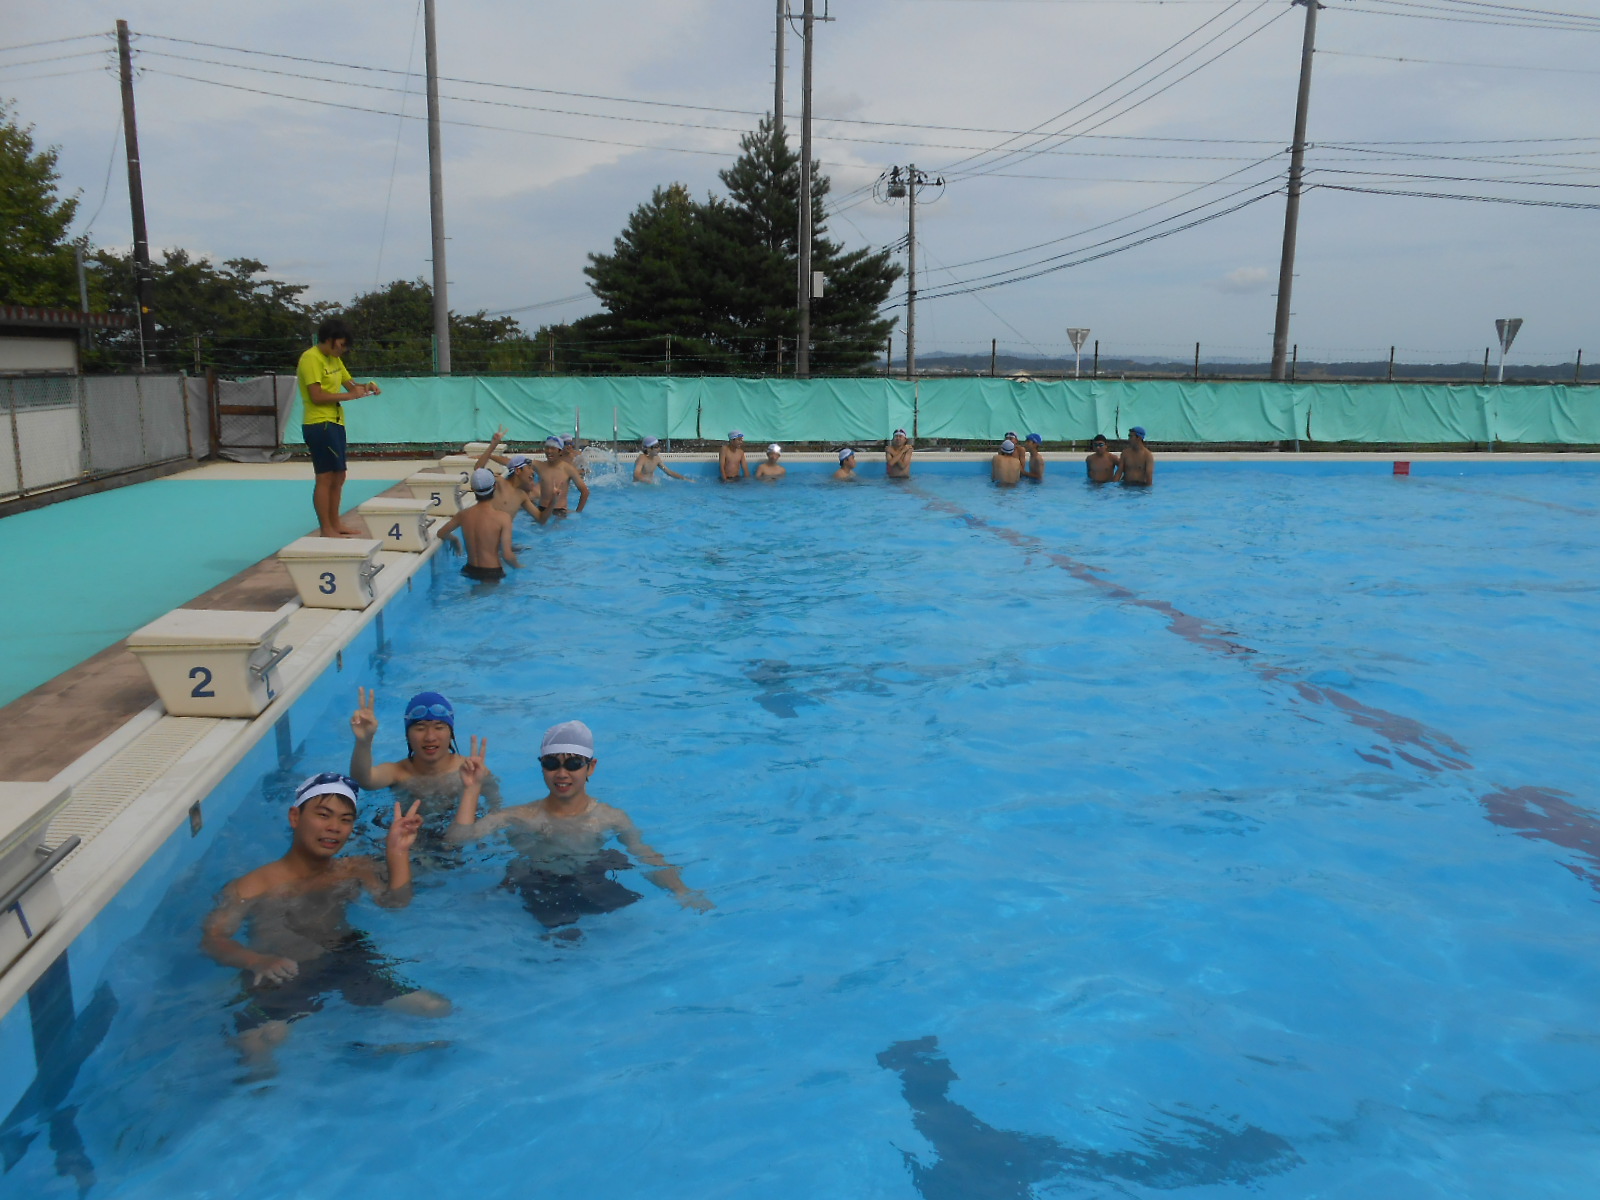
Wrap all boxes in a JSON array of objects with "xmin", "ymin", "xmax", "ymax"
[
  {"xmin": 575, "ymin": 121, "xmax": 901, "ymax": 375},
  {"xmin": 0, "ymin": 101, "xmax": 81, "ymax": 308}
]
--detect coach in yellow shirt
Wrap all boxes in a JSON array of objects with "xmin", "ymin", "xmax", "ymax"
[{"xmin": 298, "ymin": 317, "xmax": 381, "ymax": 537}]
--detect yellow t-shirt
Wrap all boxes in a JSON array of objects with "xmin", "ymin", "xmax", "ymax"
[{"xmin": 297, "ymin": 345, "xmax": 354, "ymax": 426}]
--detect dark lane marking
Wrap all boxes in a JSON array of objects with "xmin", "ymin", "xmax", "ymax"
[
  {"xmin": 909, "ymin": 487, "xmax": 1599, "ymax": 892},
  {"xmin": 1410, "ymin": 477, "xmax": 1598, "ymax": 518},
  {"xmin": 877, "ymin": 1035, "xmax": 1301, "ymax": 1198}
]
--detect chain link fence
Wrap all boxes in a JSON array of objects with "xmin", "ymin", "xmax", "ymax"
[{"xmin": 2, "ymin": 374, "xmax": 195, "ymax": 502}]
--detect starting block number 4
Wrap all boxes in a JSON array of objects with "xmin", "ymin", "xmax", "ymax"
[{"xmin": 389, "ymin": 523, "xmax": 403, "ymax": 541}]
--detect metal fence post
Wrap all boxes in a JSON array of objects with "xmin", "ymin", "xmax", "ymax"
[{"xmin": 6, "ymin": 378, "xmax": 24, "ymax": 498}]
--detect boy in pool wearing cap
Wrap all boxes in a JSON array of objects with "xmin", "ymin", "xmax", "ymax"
[
  {"xmin": 833, "ymin": 448, "xmax": 858, "ymax": 480},
  {"xmin": 719, "ymin": 431, "xmax": 749, "ymax": 481},
  {"xmin": 1085, "ymin": 434, "xmax": 1121, "ymax": 482},
  {"xmin": 446, "ymin": 722, "xmax": 713, "ymax": 934},
  {"xmin": 634, "ymin": 436, "xmax": 691, "ymax": 483},
  {"xmin": 350, "ymin": 688, "xmax": 502, "ymax": 823},
  {"xmin": 991, "ymin": 438, "xmax": 1023, "ymax": 485},
  {"xmin": 536, "ymin": 436, "xmax": 590, "ymax": 515},
  {"xmin": 435, "ymin": 469, "xmax": 520, "ymax": 580},
  {"xmin": 885, "ymin": 429, "xmax": 913, "ymax": 479},
  {"xmin": 755, "ymin": 444, "xmax": 786, "ymax": 481},
  {"xmin": 1120, "ymin": 426, "xmax": 1155, "ymax": 485},
  {"xmin": 1021, "ymin": 433, "xmax": 1045, "ymax": 481},
  {"xmin": 471, "ymin": 425, "xmax": 547, "ymax": 521},
  {"xmin": 201, "ymin": 772, "xmax": 449, "ymax": 1075}
]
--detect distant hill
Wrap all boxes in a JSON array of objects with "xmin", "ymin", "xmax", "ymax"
[{"xmin": 899, "ymin": 351, "xmax": 1597, "ymax": 385}]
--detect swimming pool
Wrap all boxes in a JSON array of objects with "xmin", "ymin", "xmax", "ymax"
[{"xmin": 7, "ymin": 460, "xmax": 1600, "ymax": 1199}]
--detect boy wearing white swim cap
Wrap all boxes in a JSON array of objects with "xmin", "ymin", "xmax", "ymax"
[
  {"xmin": 886, "ymin": 429, "xmax": 913, "ymax": 479},
  {"xmin": 719, "ymin": 431, "xmax": 749, "ymax": 482},
  {"xmin": 991, "ymin": 438, "xmax": 1023, "ymax": 486},
  {"xmin": 634, "ymin": 436, "xmax": 692, "ymax": 484},
  {"xmin": 447, "ymin": 722, "xmax": 713, "ymax": 932},
  {"xmin": 755, "ymin": 444, "xmax": 786, "ymax": 481},
  {"xmin": 435, "ymin": 470, "xmax": 521, "ymax": 581},
  {"xmin": 833, "ymin": 447, "xmax": 858, "ymax": 481},
  {"xmin": 201, "ymin": 772, "xmax": 448, "ymax": 1075}
]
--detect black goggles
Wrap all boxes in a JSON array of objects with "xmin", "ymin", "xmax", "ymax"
[{"xmin": 539, "ymin": 754, "xmax": 592, "ymax": 772}]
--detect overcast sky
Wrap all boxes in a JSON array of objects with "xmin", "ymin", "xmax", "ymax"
[{"xmin": 5, "ymin": 0, "xmax": 1599, "ymax": 363}]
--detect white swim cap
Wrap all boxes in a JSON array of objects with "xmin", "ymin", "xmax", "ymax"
[
  {"xmin": 643, "ymin": 436, "xmax": 660, "ymax": 448},
  {"xmin": 838, "ymin": 448, "xmax": 856, "ymax": 461},
  {"xmin": 540, "ymin": 720, "xmax": 595, "ymax": 758},
  {"xmin": 544, "ymin": 435, "xmax": 563, "ymax": 448},
  {"xmin": 508, "ymin": 454, "xmax": 533, "ymax": 471},
  {"xmin": 768, "ymin": 443, "xmax": 783, "ymax": 455},
  {"xmin": 292, "ymin": 772, "xmax": 359, "ymax": 810},
  {"xmin": 471, "ymin": 467, "xmax": 497, "ymax": 495},
  {"xmin": 1000, "ymin": 439, "xmax": 1017, "ymax": 453},
  {"xmin": 729, "ymin": 430, "xmax": 745, "ymax": 440}
]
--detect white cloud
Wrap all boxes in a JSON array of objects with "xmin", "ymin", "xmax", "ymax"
[
  {"xmin": 3, "ymin": 0, "xmax": 1598, "ymax": 358},
  {"xmin": 1216, "ymin": 267, "xmax": 1273, "ymax": 294}
]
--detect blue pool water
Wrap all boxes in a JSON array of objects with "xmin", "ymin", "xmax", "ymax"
[{"xmin": 8, "ymin": 462, "xmax": 1600, "ymax": 1199}]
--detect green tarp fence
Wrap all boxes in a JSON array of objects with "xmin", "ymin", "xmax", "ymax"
[{"xmin": 285, "ymin": 377, "xmax": 1600, "ymax": 445}]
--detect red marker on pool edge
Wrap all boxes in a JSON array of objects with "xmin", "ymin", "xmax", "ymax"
[{"xmin": 1393, "ymin": 461, "xmax": 1411, "ymax": 476}]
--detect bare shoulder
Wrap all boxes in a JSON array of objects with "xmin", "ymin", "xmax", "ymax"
[
  {"xmin": 591, "ymin": 799, "xmax": 634, "ymax": 828},
  {"xmin": 229, "ymin": 861, "xmax": 291, "ymax": 902}
]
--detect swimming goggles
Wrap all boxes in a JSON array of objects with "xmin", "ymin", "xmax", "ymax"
[
  {"xmin": 539, "ymin": 754, "xmax": 592, "ymax": 772},
  {"xmin": 406, "ymin": 702, "xmax": 454, "ymax": 721}
]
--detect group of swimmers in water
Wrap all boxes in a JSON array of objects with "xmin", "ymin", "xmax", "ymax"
[
  {"xmin": 202, "ymin": 690, "xmax": 710, "ymax": 1074},
  {"xmin": 438, "ymin": 424, "xmax": 1155, "ymax": 580}
]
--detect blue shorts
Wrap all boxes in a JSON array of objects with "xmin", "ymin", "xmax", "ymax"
[{"xmin": 303, "ymin": 421, "xmax": 347, "ymax": 475}]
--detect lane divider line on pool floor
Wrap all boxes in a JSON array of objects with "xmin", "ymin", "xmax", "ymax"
[{"xmin": 905, "ymin": 484, "xmax": 1600, "ymax": 896}]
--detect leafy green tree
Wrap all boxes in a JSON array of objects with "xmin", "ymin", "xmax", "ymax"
[
  {"xmin": 341, "ymin": 278, "xmax": 537, "ymax": 374},
  {"xmin": 89, "ymin": 249, "xmax": 327, "ymax": 372},
  {"xmin": 0, "ymin": 100, "xmax": 81, "ymax": 307},
  {"xmin": 573, "ymin": 120, "xmax": 901, "ymax": 375}
]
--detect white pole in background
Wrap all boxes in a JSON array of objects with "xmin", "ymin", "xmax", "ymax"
[{"xmin": 424, "ymin": 0, "xmax": 452, "ymax": 374}]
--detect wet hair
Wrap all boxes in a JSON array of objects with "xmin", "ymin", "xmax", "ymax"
[
  {"xmin": 1092, "ymin": 434, "xmax": 1108, "ymax": 444},
  {"xmin": 318, "ymin": 317, "xmax": 354, "ymax": 346}
]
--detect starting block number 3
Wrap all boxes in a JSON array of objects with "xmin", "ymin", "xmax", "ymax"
[{"xmin": 318, "ymin": 571, "xmax": 337, "ymax": 595}]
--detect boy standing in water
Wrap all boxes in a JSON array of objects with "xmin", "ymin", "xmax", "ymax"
[
  {"xmin": 436, "ymin": 469, "xmax": 522, "ymax": 580},
  {"xmin": 349, "ymin": 688, "xmax": 501, "ymax": 822},
  {"xmin": 991, "ymin": 439, "xmax": 1023, "ymax": 485},
  {"xmin": 537, "ymin": 436, "xmax": 590, "ymax": 515},
  {"xmin": 1021, "ymin": 433, "xmax": 1045, "ymax": 481},
  {"xmin": 1120, "ymin": 426, "xmax": 1155, "ymax": 485},
  {"xmin": 833, "ymin": 448, "xmax": 859, "ymax": 480},
  {"xmin": 719, "ymin": 431, "xmax": 749, "ymax": 481},
  {"xmin": 634, "ymin": 436, "xmax": 691, "ymax": 483},
  {"xmin": 201, "ymin": 772, "xmax": 449, "ymax": 1075},
  {"xmin": 885, "ymin": 429, "xmax": 913, "ymax": 479},
  {"xmin": 447, "ymin": 722, "xmax": 712, "ymax": 934},
  {"xmin": 1085, "ymin": 434, "xmax": 1121, "ymax": 482},
  {"xmin": 755, "ymin": 444, "xmax": 786, "ymax": 481}
]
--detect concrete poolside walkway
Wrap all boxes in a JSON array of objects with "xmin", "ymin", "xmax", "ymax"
[{"xmin": 0, "ymin": 463, "xmax": 431, "ymax": 777}]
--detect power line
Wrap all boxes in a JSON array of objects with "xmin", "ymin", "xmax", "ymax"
[
  {"xmin": 0, "ymin": 47, "xmax": 110, "ymax": 69},
  {"xmin": 1315, "ymin": 183, "xmax": 1600, "ymax": 209},
  {"xmin": 939, "ymin": 0, "xmax": 1258, "ymax": 178},
  {"xmin": 75, "ymin": 110, "xmax": 124, "ymax": 237},
  {"xmin": 374, "ymin": 0, "xmax": 424, "ymax": 288},
  {"xmin": 914, "ymin": 190, "xmax": 1282, "ymax": 301},
  {"xmin": 1343, "ymin": 1, "xmax": 1600, "ymax": 31},
  {"xmin": 0, "ymin": 32, "xmax": 107, "ymax": 54},
  {"xmin": 1318, "ymin": 48, "xmax": 1600, "ymax": 76},
  {"xmin": 483, "ymin": 293, "xmax": 593, "ymax": 316},
  {"xmin": 0, "ymin": 65, "xmax": 106, "ymax": 83}
]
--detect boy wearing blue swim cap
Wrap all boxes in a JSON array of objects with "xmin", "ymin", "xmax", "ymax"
[
  {"xmin": 349, "ymin": 688, "xmax": 501, "ymax": 821},
  {"xmin": 1121, "ymin": 427, "xmax": 1154, "ymax": 485}
]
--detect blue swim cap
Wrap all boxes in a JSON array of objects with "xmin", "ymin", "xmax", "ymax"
[
  {"xmin": 1129, "ymin": 426, "xmax": 1147, "ymax": 439},
  {"xmin": 404, "ymin": 691, "xmax": 454, "ymax": 728},
  {"xmin": 1025, "ymin": 433, "xmax": 1042, "ymax": 444}
]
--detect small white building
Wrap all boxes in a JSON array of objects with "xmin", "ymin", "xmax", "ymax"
[{"xmin": 0, "ymin": 305, "xmax": 129, "ymax": 374}]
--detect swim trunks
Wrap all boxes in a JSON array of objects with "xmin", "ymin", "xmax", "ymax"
[
  {"xmin": 302, "ymin": 421, "xmax": 347, "ymax": 474},
  {"xmin": 503, "ymin": 849, "xmax": 641, "ymax": 929},
  {"xmin": 232, "ymin": 932, "xmax": 415, "ymax": 1031},
  {"xmin": 460, "ymin": 564, "xmax": 505, "ymax": 582}
]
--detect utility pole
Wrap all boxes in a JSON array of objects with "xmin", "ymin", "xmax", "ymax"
[
  {"xmin": 1270, "ymin": 0, "xmax": 1321, "ymax": 381},
  {"xmin": 423, "ymin": 0, "xmax": 452, "ymax": 374},
  {"xmin": 774, "ymin": 0, "xmax": 786, "ymax": 135},
  {"xmin": 906, "ymin": 164, "xmax": 917, "ymax": 379},
  {"xmin": 876, "ymin": 165, "xmax": 944, "ymax": 382},
  {"xmin": 75, "ymin": 242, "xmax": 90, "ymax": 354},
  {"xmin": 796, "ymin": 0, "xmax": 816, "ymax": 378},
  {"xmin": 116, "ymin": 20, "xmax": 156, "ymax": 367}
]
